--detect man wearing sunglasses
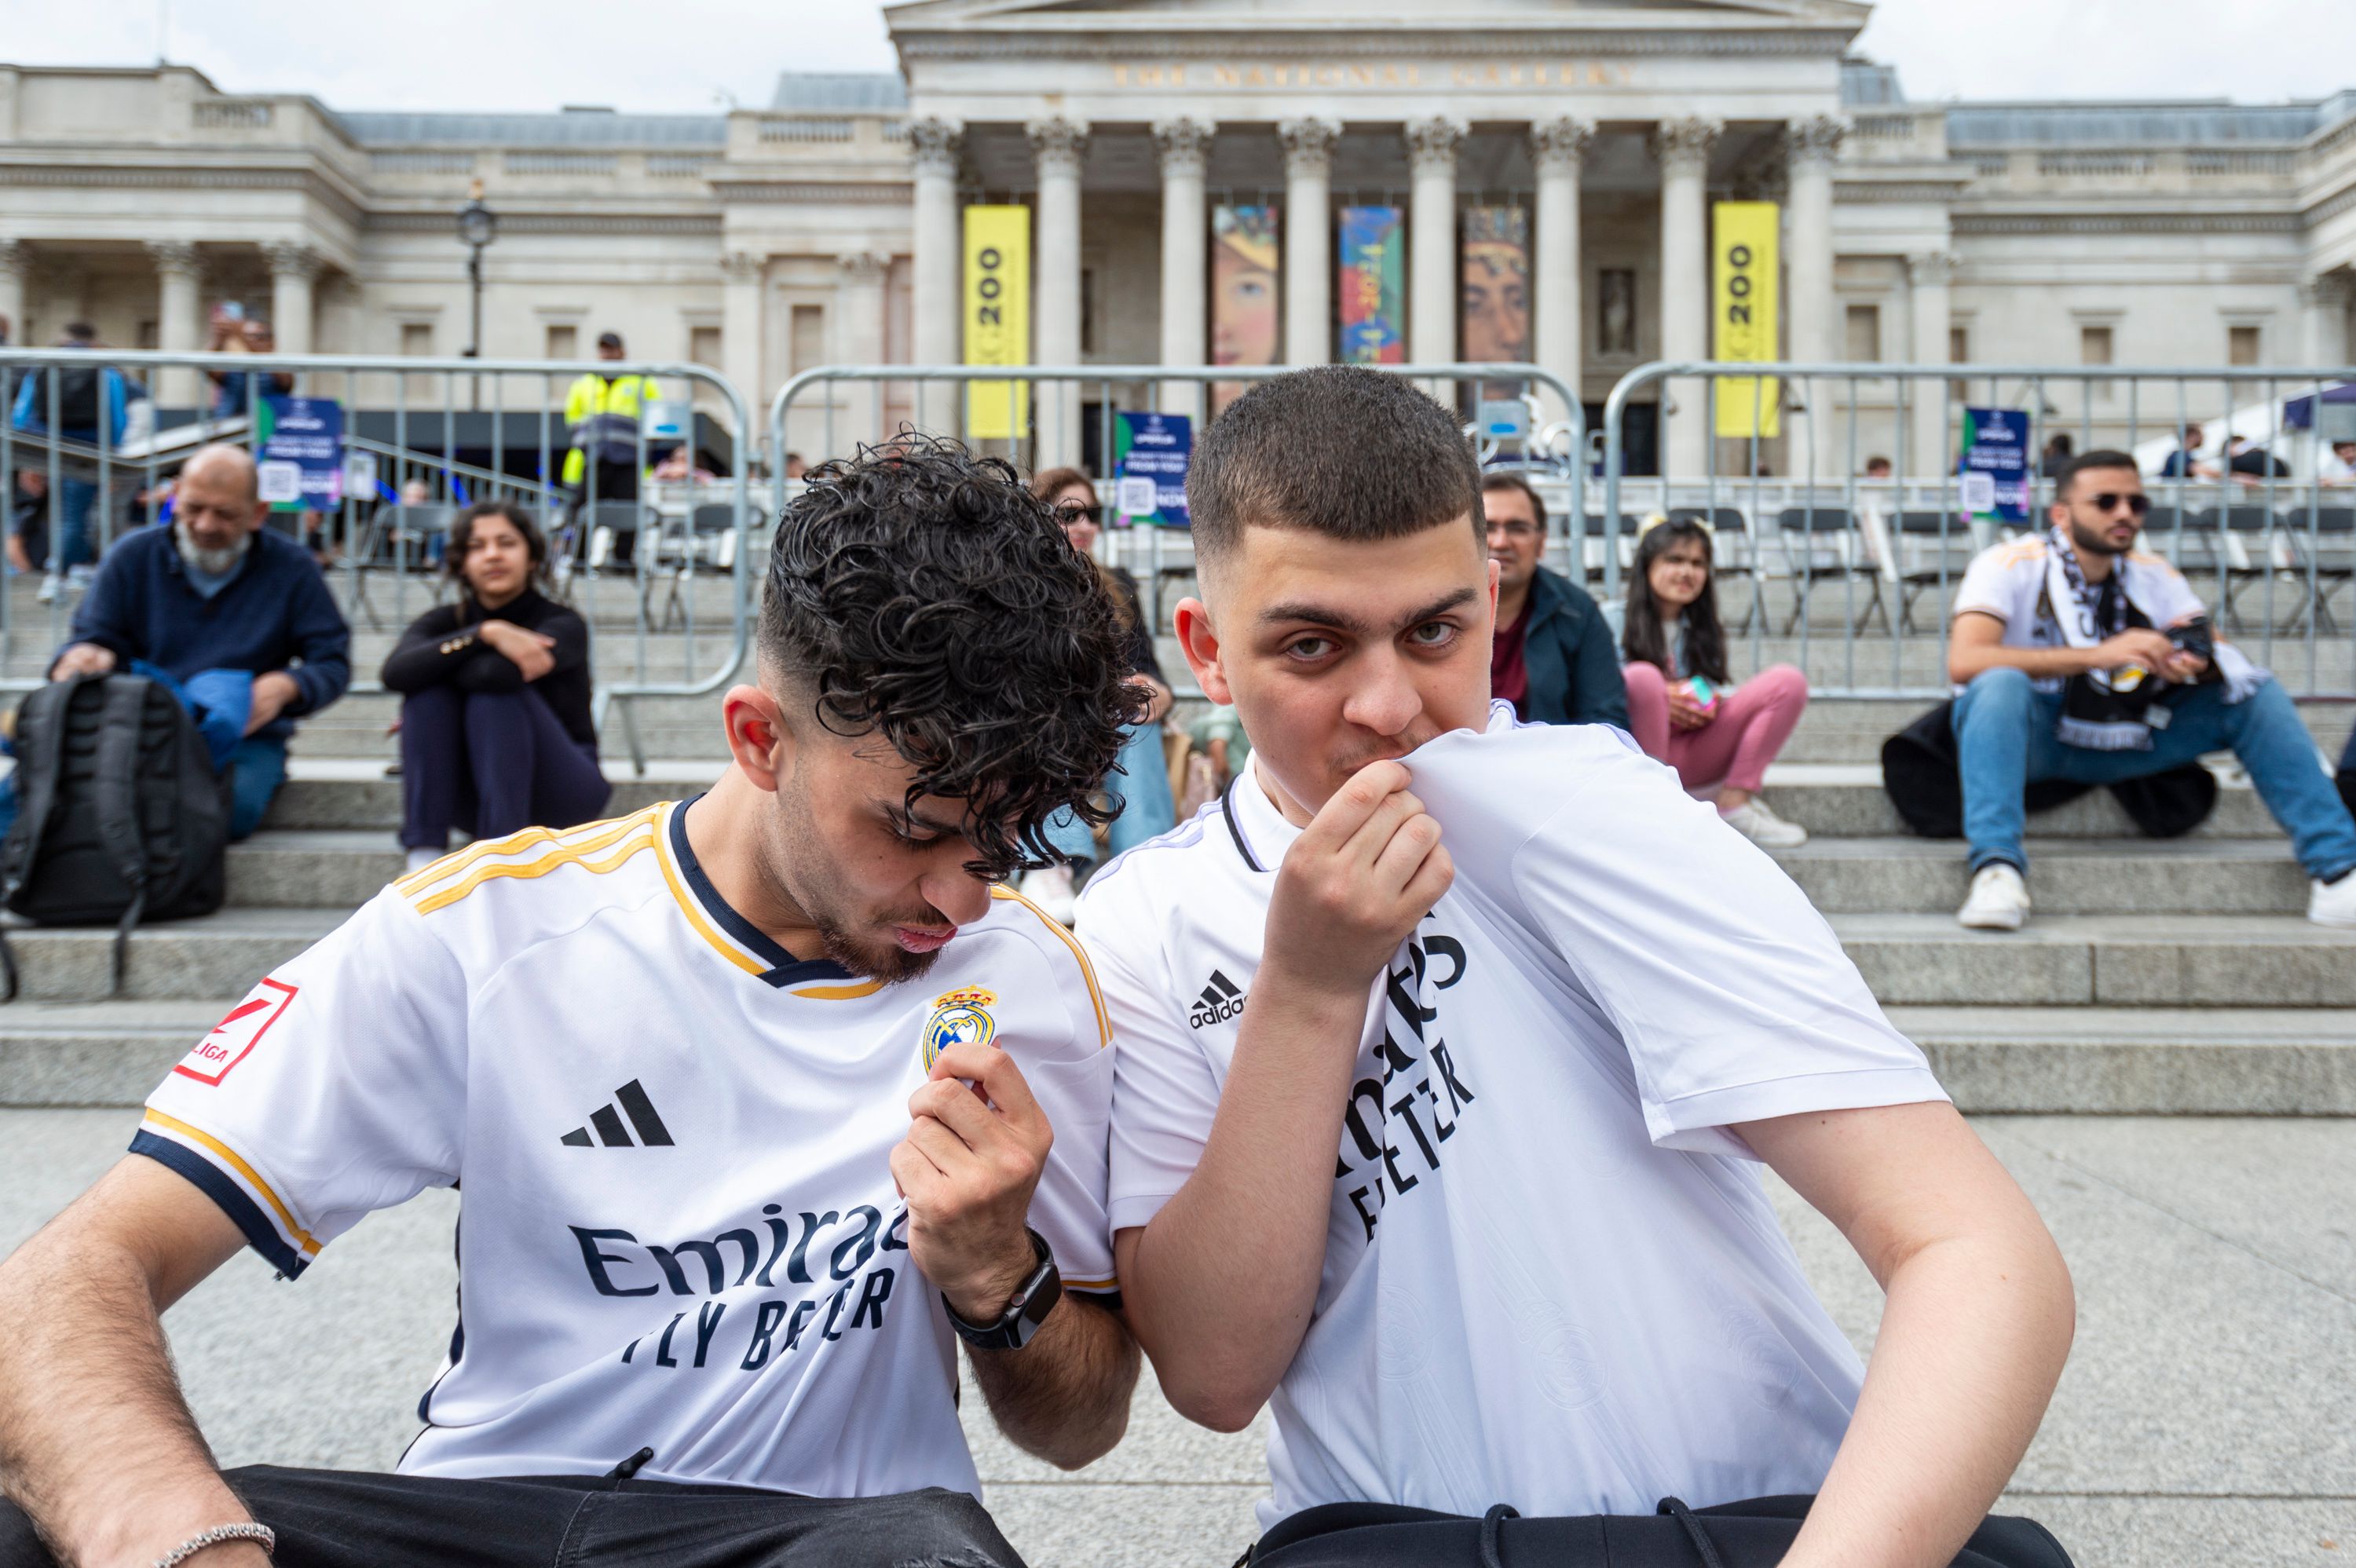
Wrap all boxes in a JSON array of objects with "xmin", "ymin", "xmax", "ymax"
[{"xmin": 1946, "ymin": 448, "xmax": 2356, "ymax": 930}]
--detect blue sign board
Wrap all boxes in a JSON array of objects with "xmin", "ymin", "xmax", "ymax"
[
  {"xmin": 1958, "ymin": 407, "xmax": 2030, "ymax": 524},
  {"xmin": 1113, "ymin": 411, "xmax": 1192, "ymax": 528},
  {"xmin": 254, "ymin": 397, "xmax": 345, "ymax": 513}
]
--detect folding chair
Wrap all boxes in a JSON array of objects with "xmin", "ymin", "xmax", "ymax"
[
  {"xmin": 1889, "ymin": 510, "xmax": 1985, "ymax": 634},
  {"xmin": 1773, "ymin": 507, "xmax": 1865, "ymax": 633}
]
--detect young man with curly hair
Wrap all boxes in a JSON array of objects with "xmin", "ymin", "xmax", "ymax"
[
  {"xmin": 1079, "ymin": 368, "xmax": 2076, "ymax": 1567},
  {"xmin": 0, "ymin": 440, "xmax": 1146, "ymax": 1568}
]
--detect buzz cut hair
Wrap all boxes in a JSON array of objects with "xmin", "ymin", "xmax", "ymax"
[{"xmin": 1187, "ymin": 365, "xmax": 1483, "ymax": 569}]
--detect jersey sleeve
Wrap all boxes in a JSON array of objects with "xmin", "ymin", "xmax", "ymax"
[
  {"xmin": 1414, "ymin": 728, "xmax": 1948, "ymax": 1158},
  {"xmin": 1951, "ymin": 544, "xmax": 2024, "ymax": 626},
  {"xmin": 988, "ymin": 894, "xmax": 1121, "ymax": 1297},
  {"xmin": 133, "ymin": 887, "xmax": 471, "ymax": 1277},
  {"xmin": 1075, "ymin": 877, "xmax": 1225, "ymax": 1237}
]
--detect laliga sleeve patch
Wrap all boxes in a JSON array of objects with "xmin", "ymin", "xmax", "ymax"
[{"xmin": 174, "ymin": 979, "xmax": 299, "ymax": 1086}]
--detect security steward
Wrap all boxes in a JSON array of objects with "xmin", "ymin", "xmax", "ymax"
[{"xmin": 562, "ymin": 331, "xmax": 662, "ymax": 568}]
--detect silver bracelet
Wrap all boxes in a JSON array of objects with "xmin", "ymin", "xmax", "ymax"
[{"xmin": 153, "ymin": 1522, "xmax": 275, "ymax": 1568}]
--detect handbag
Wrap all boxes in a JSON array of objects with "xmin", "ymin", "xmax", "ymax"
[{"xmin": 1246, "ymin": 1494, "xmax": 2073, "ymax": 1568}]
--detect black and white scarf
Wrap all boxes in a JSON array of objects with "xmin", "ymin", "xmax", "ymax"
[{"xmin": 2042, "ymin": 524, "xmax": 2265, "ymax": 751}]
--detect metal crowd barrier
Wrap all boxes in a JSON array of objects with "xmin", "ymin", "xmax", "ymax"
[
  {"xmin": 766, "ymin": 361, "xmax": 1583, "ymax": 640},
  {"xmin": 0, "ymin": 348, "xmax": 757, "ymax": 766},
  {"xmin": 1600, "ymin": 360, "xmax": 2356, "ymax": 703}
]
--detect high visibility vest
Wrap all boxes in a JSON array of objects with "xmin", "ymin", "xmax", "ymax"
[{"xmin": 562, "ymin": 371, "xmax": 661, "ymax": 486}]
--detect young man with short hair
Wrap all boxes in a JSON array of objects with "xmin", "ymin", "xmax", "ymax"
[
  {"xmin": 1946, "ymin": 448, "xmax": 2356, "ymax": 930},
  {"xmin": 1476, "ymin": 471, "xmax": 1626, "ymax": 729},
  {"xmin": 1079, "ymin": 367, "xmax": 2075, "ymax": 1566},
  {"xmin": 0, "ymin": 440, "xmax": 1143, "ymax": 1568}
]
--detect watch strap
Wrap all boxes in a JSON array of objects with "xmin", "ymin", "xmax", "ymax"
[{"xmin": 943, "ymin": 1228, "xmax": 1061, "ymax": 1351}]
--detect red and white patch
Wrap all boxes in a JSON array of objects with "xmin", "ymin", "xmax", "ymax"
[{"xmin": 174, "ymin": 979, "xmax": 298, "ymax": 1086}]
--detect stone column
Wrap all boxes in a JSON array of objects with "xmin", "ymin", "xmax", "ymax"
[
  {"xmin": 2303, "ymin": 274, "xmax": 2352, "ymax": 369},
  {"xmin": 1784, "ymin": 116, "xmax": 1846, "ymax": 480},
  {"xmin": 1530, "ymin": 118, "xmax": 1593, "ymax": 429},
  {"xmin": 719, "ymin": 250, "xmax": 765, "ymax": 434},
  {"xmin": 148, "ymin": 240, "xmax": 203, "ymax": 408},
  {"xmin": 0, "ymin": 239, "xmax": 27, "ymax": 351},
  {"xmin": 262, "ymin": 241, "xmax": 322, "ymax": 356},
  {"xmin": 834, "ymin": 251, "xmax": 889, "ymax": 454},
  {"xmin": 1280, "ymin": 118, "xmax": 1340, "ymax": 367},
  {"xmin": 1908, "ymin": 250, "xmax": 1955, "ymax": 477},
  {"xmin": 908, "ymin": 118, "xmax": 963, "ymax": 432},
  {"xmin": 1652, "ymin": 117, "xmax": 1720, "ymax": 478},
  {"xmin": 1155, "ymin": 117, "xmax": 1213, "ymax": 415},
  {"xmin": 1406, "ymin": 116, "xmax": 1466, "ymax": 369},
  {"xmin": 1029, "ymin": 116, "xmax": 1088, "ymax": 470}
]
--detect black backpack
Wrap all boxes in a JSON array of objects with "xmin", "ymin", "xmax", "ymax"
[
  {"xmin": 31, "ymin": 364, "xmax": 104, "ymax": 431},
  {"xmin": 0, "ymin": 673, "xmax": 232, "ymax": 1000}
]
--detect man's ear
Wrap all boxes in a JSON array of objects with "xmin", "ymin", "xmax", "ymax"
[
  {"xmin": 1173, "ymin": 597, "xmax": 1234, "ymax": 706},
  {"xmin": 723, "ymin": 683, "xmax": 791, "ymax": 793}
]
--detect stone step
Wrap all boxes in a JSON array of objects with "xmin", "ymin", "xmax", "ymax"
[
  {"xmin": 10, "ymin": 996, "xmax": 2349, "ymax": 1113},
  {"xmin": 259, "ymin": 759, "xmax": 721, "ymax": 831},
  {"xmin": 1762, "ymin": 763, "xmax": 2287, "ymax": 839},
  {"xmin": 1890, "ymin": 1005, "xmax": 2356, "ymax": 1114},
  {"xmin": 1774, "ymin": 836, "xmax": 2318, "ymax": 915},
  {"xmin": 1831, "ymin": 913, "xmax": 2356, "ymax": 1006},
  {"xmin": 0, "ymin": 909, "xmax": 342, "ymax": 1003}
]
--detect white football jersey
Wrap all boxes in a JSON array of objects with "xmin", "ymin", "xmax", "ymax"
[
  {"xmin": 137, "ymin": 797, "xmax": 1118, "ymax": 1497},
  {"xmin": 1079, "ymin": 704, "xmax": 1948, "ymax": 1527}
]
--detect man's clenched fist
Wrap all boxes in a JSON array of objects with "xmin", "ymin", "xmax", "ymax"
[{"xmin": 890, "ymin": 1041, "xmax": 1052, "ymax": 1325}]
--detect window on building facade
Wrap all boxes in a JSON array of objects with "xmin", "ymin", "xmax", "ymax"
[
  {"xmin": 546, "ymin": 323, "xmax": 577, "ymax": 360},
  {"xmin": 1846, "ymin": 304, "xmax": 1881, "ymax": 363},
  {"xmin": 1081, "ymin": 269, "xmax": 1096, "ymax": 356},
  {"xmin": 690, "ymin": 325, "xmax": 722, "ymax": 369},
  {"xmin": 400, "ymin": 321, "xmax": 436, "ymax": 399},
  {"xmin": 137, "ymin": 320, "xmax": 159, "ymax": 350},
  {"xmin": 2228, "ymin": 324, "xmax": 2261, "ymax": 367},
  {"xmin": 1949, "ymin": 323, "xmax": 1970, "ymax": 401},
  {"xmin": 790, "ymin": 304, "xmax": 825, "ymax": 375},
  {"xmin": 2080, "ymin": 323, "xmax": 2115, "ymax": 402}
]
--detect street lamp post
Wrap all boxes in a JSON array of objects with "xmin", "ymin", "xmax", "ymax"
[{"xmin": 456, "ymin": 179, "xmax": 497, "ymax": 408}]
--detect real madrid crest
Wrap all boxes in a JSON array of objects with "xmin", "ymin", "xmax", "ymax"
[{"xmin": 923, "ymin": 987, "xmax": 998, "ymax": 1069}]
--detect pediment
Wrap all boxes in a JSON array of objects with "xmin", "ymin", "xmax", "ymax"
[{"xmin": 887, "ymin": 0, "xmax": 1872, "ymax": 31}]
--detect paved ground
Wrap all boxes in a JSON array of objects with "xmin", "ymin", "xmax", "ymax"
[{"xmin": 3, "ymin": 1111, "xmax": 2351, "ymax": 1567}]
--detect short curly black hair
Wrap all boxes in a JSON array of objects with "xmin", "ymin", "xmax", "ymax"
[{"xmin": 761, "ymin": 435, "xmax": 1144, "ymax": 881}]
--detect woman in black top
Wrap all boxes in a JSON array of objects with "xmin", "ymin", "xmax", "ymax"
[{"xmin": 381, "ymin": 501, "xmax": 609, "ymax": 873}]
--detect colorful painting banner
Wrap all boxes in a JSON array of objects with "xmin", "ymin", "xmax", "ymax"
[
  {"xmin": 964, "ymin": 204, "xmax": 1030, "ymax": 440},
  {"xmin": 1339, "ymin": 206, "xmax": 1406, "ymax": 366},
  {"xmin": 1212, "ymin": 204, "xmax": 1280, "ymax": 413},
  {"xmin": 1711, "ymin": 201, "xmax": 1780, "ymax": 438},
  {"xmin": 1462, "ymin": 207, "xmax": 1529, "ymax": 393}
]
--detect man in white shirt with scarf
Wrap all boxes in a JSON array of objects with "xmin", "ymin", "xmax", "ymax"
[{"xmin": 1947, "ymin": 448, "xmax": 2356, "ymax": 930}]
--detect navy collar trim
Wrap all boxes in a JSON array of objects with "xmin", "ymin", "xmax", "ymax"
[{"xmin": 669, "ymin": 795, "xmax": 854, "ymax": 989}]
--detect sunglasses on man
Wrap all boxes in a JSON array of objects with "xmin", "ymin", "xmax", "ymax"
[{"xmin": 2082, "ymin": 492, "xmax": 2151, "ymax": 517}]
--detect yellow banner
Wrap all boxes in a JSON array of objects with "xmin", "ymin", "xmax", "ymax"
[
  {"xmin": 1712, "ymin": 201, "xmax": 1781, "ymax": 439},
  {"xmin": 964, "ymin": 205, "xmax": 1030, "ymax": 440}
]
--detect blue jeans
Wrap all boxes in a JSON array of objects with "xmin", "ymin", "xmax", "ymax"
[
  {"xmin": 1044, "ymin": 721, "xmax": 1176, "ymax": 868},
  {"xmin": 226, "ymin": 734, "xmax": 288, "ymax": 842},
  {"xmin": 46, "ymin": 477, "xmax": 97, "ymax": 572},
  {"xmin": 1952, "ymin": 666, "xmax": 2356, "ymax": 882},
  {"xmin": 0, "ymin": 733, "xmax": 282, "ymax": 842}
]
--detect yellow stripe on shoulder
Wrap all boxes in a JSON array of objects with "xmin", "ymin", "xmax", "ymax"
[
  {"xmin": 1992, "ymin": 535, "xmax": 2048, "ymax": 566},
  {"xmin": 412, "ymin": 816, "xmax": 663, "ymax": 916},
  {"xmin": 990, "ymin": 885, "xmax": 1112, "ymax": 1048},
  {"xmin": 142, "ymin": 1109, "xmax": 323, "ymax": 1257},
  {"xmin": 398, "ymin": 805, "xmax": 665, "ymax": 903}
]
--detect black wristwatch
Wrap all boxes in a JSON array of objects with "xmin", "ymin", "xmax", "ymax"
[{"xmin": 942, "ymin": 1227, "xmax": 1062, "ymax": 1351}]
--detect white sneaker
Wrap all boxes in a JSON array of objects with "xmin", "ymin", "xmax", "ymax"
[
  {"xmin": 1958, "ymin": 863, "xmax": 2032, "ymax": 930},
  {"xmin": 35, "ymin": 572, "xmax": 60, "ymax": 605},
  {"xmin": 64, "ymin": 565, "xmax": 94, "ymax": 592},
  {"xmin": 404, "ymin": 846, "xmax": 444, "ymax": 875},
  {"xmin": 2308, "ymin": 872, "xmax": 2356, "ymax": 928},
  {"xmin": 1719, "ymin": 797, "xmax": 1808, "ymax": 848},
  {"xmin": 1017, "ymin": 863, "xmax": 1078, "ymax": 926}
]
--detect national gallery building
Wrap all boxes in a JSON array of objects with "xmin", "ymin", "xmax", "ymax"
[{"xmin": 5, "ymin": 0, "xmax": 2356, "ymax": 475}]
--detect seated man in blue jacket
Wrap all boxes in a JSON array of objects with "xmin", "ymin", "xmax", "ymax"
[
  {"xmin": 49, "ymin": 444, "xmax": 350, "ymax": 840},
  {"xmin": 1480, "ymin": 472, "xmax": 1629, "ymax": 729}
]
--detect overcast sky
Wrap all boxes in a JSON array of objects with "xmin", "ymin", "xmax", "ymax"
[{"xmin": 10, "ymin": 0, "xmax": 2354, "ymax": 115}]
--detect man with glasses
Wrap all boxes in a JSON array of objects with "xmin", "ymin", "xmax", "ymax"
[
  {"xmin": 1478, "ymin": 473, "xmax": 1627, "ymax": 729},
  {"xmin": 1946, "ymin": 448, "xmax": 2356, "ymax": 930}
]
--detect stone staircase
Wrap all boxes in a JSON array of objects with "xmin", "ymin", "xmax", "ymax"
[{"xmin": 3, "ymin": 678, "xmax": 2352, "ymax": 1116}]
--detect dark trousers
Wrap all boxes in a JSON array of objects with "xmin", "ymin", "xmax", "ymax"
[
  {"xmin": 0, "ymin": 1465, "xmax": 1025, "ymax": 1568},
  {"xmin": 399, "ymin": 685, "xmax": 610, "ymax": 851}
]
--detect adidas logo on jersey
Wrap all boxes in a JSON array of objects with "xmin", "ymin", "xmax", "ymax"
[
  {"xmin": 561, "ymin": 1080, "xmax": 676, "ymax": 1148},
  {"xmin": 1189, "ymin": 970, "xmax": 1247, "ymax": 1029}
]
